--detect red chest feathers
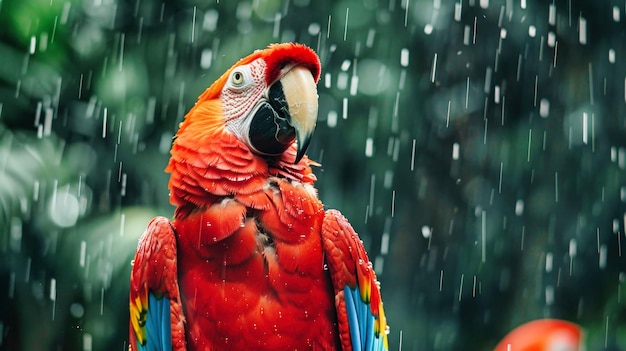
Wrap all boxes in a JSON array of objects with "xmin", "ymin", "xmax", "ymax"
[{"xmin": 173, "ymin": 178, "xmax": 340, "ymax": 350}]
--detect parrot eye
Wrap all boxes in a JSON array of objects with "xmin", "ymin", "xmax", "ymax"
[{"xmin": 231, "ymin": 70, "xmax": 245, "ymax": 86}]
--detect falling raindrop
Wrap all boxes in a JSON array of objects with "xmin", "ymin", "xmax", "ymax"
[
  {"xmin": 545, "ymin": 285, "xmax": 554, "ymax": 306},
  {"xmin": 201, "ymin": 49, "xmax": 213, "ymax": 69},
  {"xmin": 424, "ymin": 24, "xmax": 433, "ymax": 35},
  {"xmin": 599, "ymin": 245, "xmax": 607, "ymax": 269},
  {"xmin": 545, "ymin": 252, "xmax": 553, "ymax": 273},
  {"xmin": 327, "ymin": 110, "xmax": 337, "ymax": 128},
  {"xmin": 578, "ymin": 16, "xmax": 587, "ymax": 45},
  {"xmin": 29, "ymin": 36, "xmax": 36, "ymax": 55},
  {"xmin": 343, "ymin": 8, "xmax": 349, "ymax": 41},
  {"xmin": 613, "ymin": 6, "xmax": 621, "ymax": 22},
  {"xmin": 83, "ymin": 334, "xmax": 93, "ymax": 351},
  {"xmin": 458, "ymin": 274, "xmax": 464, "ymax": 301},
  {"xmin": 452, "ymin": 142, "xmax": 460, "ymax": 160},
  {"xmin": 608, "ymin": 49, "xmax": 616, "ymax": 64},
  {"xmin": 50, "ymin": 277, "xmax": 57, "ymax": 319},
  {"xmin": 203, "ymin": 9, "xmax": 219, "ymax": 32},
  {"xmin": 365, "ymin": 137, "xmax": 374, "ymax": 157},
  {"xmin": 80, "ymin": 241, "xmax": 87, "ymax": 267}
]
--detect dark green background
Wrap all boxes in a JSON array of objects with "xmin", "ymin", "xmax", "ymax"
[{"xmin": 0, "ymin": 0, "xmax": 624, "ymax": 350}]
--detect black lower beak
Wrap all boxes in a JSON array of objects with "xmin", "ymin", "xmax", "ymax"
[
  {"xmin": 248, "ymin": 81, "xmax": 296, "ymax": 156},
  {"xmin": 246, "ymin": 66, "xmax": 318, "ymax": 163}
]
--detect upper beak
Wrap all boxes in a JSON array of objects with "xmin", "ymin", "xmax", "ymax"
[{"xmin": 278, "ymin": 66, "xmax": 318, "ymax": 163}]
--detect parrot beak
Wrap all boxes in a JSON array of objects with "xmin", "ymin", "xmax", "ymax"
[
  {"xmin": 277, "ymin": 66, "xmax": 318, "ymax": 163},
  {"xmin": 248, "ymin": 65, "xmax": 318, "ymax": 164}
]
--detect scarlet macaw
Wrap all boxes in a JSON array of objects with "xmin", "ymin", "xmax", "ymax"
[{"xmin": 129, "ymin": 43, "xmax": 388, "ymax": 351}]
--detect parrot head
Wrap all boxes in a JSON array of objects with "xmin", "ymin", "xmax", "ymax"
[{"xmin": 182, "ymin": 42, "xmax": 321, "ymax": 164}]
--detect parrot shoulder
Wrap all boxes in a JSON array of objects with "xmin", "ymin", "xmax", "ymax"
[
  {"xmin": 129, "ymin": 216, "xmax": 187, "ymax": 351},
  {"xmin": 321, "ymin": 209, "xmax": 389, "ymax": 351}
]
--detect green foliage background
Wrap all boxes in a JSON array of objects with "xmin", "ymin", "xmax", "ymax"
[{"xmin": 0, "ymin": 0, "xmax": 624, "ymax": 350}]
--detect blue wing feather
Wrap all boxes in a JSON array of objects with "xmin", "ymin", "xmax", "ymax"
[
  {"xmin": 344, "ymin": 285, "xmax": 384, "ymax": 351},
  {"xmin": 137, "ymin": 293, "xmax": 172, "ymax": 351},
  {"xmin": 364, "ymin": 310, "xmax": 374, "ymax": 351},
  {"xmin": 344, "ymin": 286, "xmax": 362, "ymax": 350}
]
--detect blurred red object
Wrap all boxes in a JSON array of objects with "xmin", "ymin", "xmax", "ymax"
[{"xmin": 494, "ymin": 319, "xmax": 582, "ymax": 351}]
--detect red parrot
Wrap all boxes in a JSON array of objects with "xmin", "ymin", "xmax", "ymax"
[
  {"xmin": 494, "ymin": 319, "xmax": 583, "ymax": 351},
  {"xmin": 129, "ymin": 43, "xmax": 389, "ymax": 351}
]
